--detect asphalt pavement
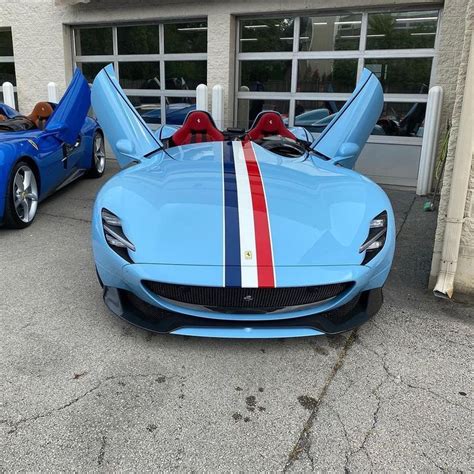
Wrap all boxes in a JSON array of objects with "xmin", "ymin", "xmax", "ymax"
[{"xmin": 1, "ymin": 159, "xmax": 472, "ymax": 471}]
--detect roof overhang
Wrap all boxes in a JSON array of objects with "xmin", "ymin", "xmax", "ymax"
[{"xmin": 55, "ymin": 0, "xmax": 92, "ymax": 5}]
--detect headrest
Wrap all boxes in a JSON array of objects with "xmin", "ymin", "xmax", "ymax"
[
  {"xmin": 0, "ymin": 114, "xmax": 6, "ymax": 122},
  {"xmin": 171, "ymin": 110, "xmax": 224, "ymax": 146},
  {"xmin": 246, "ymin": 111, "xmax": 296, "ymax": 141},
  {"xmin": 27, "ymin": 102, "xmax": 54, "ymax": 129}
]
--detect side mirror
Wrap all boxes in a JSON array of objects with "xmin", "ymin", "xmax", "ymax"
[
  {"xmin": 37, "ymin": 123, "xmax": 66, "ymax": 142},
  {"xmin": 116, "ymin": 138, "xmax": 136, "ymax": 157},
  {"xmin": 333, "ymin": 142, "xmax": 361, "ymax": 169}
]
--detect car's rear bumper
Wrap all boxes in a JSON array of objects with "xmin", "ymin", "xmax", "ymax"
[{"xmin": 102, "ymin": 285, "xmax": 383, "ymax": 338}]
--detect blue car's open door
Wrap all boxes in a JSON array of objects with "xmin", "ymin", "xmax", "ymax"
[
  {"xmin": 311, "ymin": 68, "xmax": 383, "ymax": 169},
  {"xmin": 45, "ymin": 69, "xmax": 91, "ymax": 145},
  {"xmin": 91, "ymin": 64, "xmax": 162, "ymax": 168}
]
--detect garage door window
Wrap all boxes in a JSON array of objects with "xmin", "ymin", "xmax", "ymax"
[
  {"xmin": 236, "ymin": 10, "xmax": 439, "ymax": 141},
  {"xmin": 0, "ymin": 27, "xmax": 17, "ymax": 106},
  {"xmin": 73, "ymin": 20, "xmax": 207, "ymax": 126}
]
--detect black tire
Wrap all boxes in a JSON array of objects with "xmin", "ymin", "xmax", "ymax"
[
  {"xmin": 3, "ymin": 160, "xmax": 39, "ymax": 229},
  {"xmin": 86, "ymin": 130, "xmax": 106, "ymax": 179}
]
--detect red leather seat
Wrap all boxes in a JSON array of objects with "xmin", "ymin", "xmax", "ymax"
[
  {"xmin": 171, "ymin": 110, "xmax": 224, "ymax": 146},
  {"xmin": 246, "ymin": 111, "xmax": 296, "ymax": 141}
]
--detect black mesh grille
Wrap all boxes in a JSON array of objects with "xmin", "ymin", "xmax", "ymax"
[{"xmin": 142, "ymin": 281, "xmax": 353, "ymax": 313}]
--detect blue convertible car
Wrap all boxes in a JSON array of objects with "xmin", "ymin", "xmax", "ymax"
[
  {"xmin": 0, "ymin": 70, "xmax": 105, "ymax": 228},
  {"xmin": 91, "ymin": 65, "xmax": 395, "ymax": 338}
]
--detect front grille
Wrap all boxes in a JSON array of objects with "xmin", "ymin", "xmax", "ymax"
[{"xmin": 142, "ymin": 281, "xmax": 353, "ymax": 313}]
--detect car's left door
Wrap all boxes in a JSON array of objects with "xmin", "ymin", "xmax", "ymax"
[{"xmin": 34, "ymin": 133, "xmax": 71, "ymax": 195}]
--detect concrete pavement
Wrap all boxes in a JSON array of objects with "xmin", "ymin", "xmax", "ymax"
[{"xmin": 0, "ymin": 160, "xmax": 472, "ymax": 471}]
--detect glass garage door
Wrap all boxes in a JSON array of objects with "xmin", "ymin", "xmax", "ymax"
[
  {"xmin": 236, "ymin": 10, "xmax": 440, "ymax": 187},
  {"xmin": 73, "ymin": 20, "xmax": 208, "ymax": 127}
]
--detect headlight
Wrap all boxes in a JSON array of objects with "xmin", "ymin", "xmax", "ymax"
[
  {"xmin": 101, "ymin": 209, "xmax": 135, "ymax": 262},
  {"xmin": 359, "ymin": 211, "xmax": 387, "ymax": 264}
]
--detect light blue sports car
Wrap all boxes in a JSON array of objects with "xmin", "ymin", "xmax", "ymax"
[{"xmin": 91, "ymin": 65, "xmax": 395, "ymax": 339}]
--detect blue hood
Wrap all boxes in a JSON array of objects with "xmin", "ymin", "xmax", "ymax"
[{"xmin": 97, "ymin": 141, "xmax": 392, "ymax": 267}]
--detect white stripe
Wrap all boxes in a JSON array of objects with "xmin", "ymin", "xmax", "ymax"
[
  {"xmin": 232, "ymin": 141, "xmax": 258, "ymax": 288},
  {"xmin": 221, "ymin": 141, "xmax": 226, "ymax": 287}
]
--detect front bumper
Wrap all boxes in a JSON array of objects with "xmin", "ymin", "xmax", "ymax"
[{"xmin": 102, "ymin": 285, "xmax": 383, "ymax": 338}]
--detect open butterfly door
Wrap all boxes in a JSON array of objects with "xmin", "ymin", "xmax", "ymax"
[
  {"xmin": 312, "ymin": 68, "xmax": 384, "ymax": 169},
  {"xmin": 45, "ymin": 69, "xmax": 91, "ymax": 145},
  {"xmin": 91, "ymin": 64, "xmax": 162, "ymax": 168}
]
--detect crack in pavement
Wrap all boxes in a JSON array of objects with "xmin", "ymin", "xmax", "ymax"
[
  {"xmin": 356, "ymin": 337, "xmax": 470, "ymax": 412},
  {"xmin": 38, "ymin": 212, "xmax": 91, "ymax": 223},
  {"xmin": 97, "ymin": 435, "xmax": 107, "ymax": 467},
  {"xmin": 395, "ymin": 195, "xmax": 416, "ymax": 238},
  {"xmin": 283, "ymin": 332, "xmax": 357, "ymax": 471},
  {"xmin": 327, "ymin": 406, "xmax": 352, "ymax": 469},
  {"xmin": 344, "ymin": 378, "xmax": 385, "ymax": 472},
  {"xmin": 2, "ymin": 373, "xmax": 172, "ymax": 434},
  {"xmin": 422, "ymin": 451, "xmax": 447, "ymax": 472}
]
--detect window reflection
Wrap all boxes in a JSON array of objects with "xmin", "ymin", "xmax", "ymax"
[
  {"xmin": 165, "ymin": 97, "xmax": 196, "ymax": 125},
  {"xmin": 164, "ymin": 22, "xmax": 207, "ymax": 53},
  {"xmin": 294, "ymin": 100, "xmax": 344, "ymax": 132},
  {"xmin": 129, "ymin": 96, "xmax": 161, "ymax": 123},
  {"xmin": 365, "ymin": 58, "xmax": 432, "ymax": 94},
  {"xmin": 236, "ymin": 11, "xmax": 436, "ymax": 138},
  {"xmin": 117, "ymin": 25, "xmax": 159, "ymax": 55},
  {"xmin": 367, "ymin": 11, "xmax": 438, "ymax": 49},
  {"xmin": 75, "ymin": 27, "xmax": 113, "ymax": 56},
  {"xmin": 297, "ymin": 59, "xmax": 357, "ymax": 93},
  {"xmin": 0, "ymin": 28, "xmax": 14, "ymax": 56},
  {"xmin": 165, "ymin": 61, "xmax": 206, "ymax": 90},
  {"xmin": 295, "ymin": 100, "xmax": 426, "ymax": 137},
  {"xmin": 237, "ymin": 99, "xmax": 289, "ymax": 129},
  {"xmin": 132, "ymin": 96, "xmax": 196, "ymax": 125},
  {"xmin": 0, "ymin": 63, "xmax": 16, "ymax": 85},
  {"xmin": 77, "ymin": 62, "xmax": 109, "ymax": 83},
  {"xmin": 239, "ymin": 18, "xmax": 295, "ymax": 52},
  {"xmin": 377, "ymin": 102, "xmax": 426, "ymax": 136},
  {"xmin": 299, "ymin": 14, "xmax": 362, "ymax": 51},
  {"xmin": 240, "ymin": 60, "xmax": 292, "ymax": 92},
  {"xmin": 119, "ymin": 62, "xmax": 160, "ymax": 89}
]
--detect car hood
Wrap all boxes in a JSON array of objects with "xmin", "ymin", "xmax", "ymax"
[{"xmin": 98, "ymin": 141, "xmax": 392, "ymax": 267}]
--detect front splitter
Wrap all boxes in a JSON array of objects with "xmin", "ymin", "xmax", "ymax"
[{"xmin": 102, "ymin": 286, "xmax": 383, "ymax": 338}]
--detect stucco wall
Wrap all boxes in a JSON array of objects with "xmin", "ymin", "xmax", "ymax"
[{"xmin": 430, "ymin": 1, "xmax": 474, "ymax": 295}]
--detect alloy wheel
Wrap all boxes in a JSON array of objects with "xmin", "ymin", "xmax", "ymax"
[
  {"xmin": 13, "ymin": 165, "xmax": 38, "ymax": 223},
  {"xmin": 94, "ymin": 133, "xmax": 106, "ymax": 174}
]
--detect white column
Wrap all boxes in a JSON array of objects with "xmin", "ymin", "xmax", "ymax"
[
  {"xmin": 196, "ymin": 84, "xmax": 208, "ymax": 111},
  {"xmin": 416, "ymin": 86, "xmax": 443, "ymax": 196},
  {"xmin": 47, "ymin": 82, "xmax": 59, "ymax": 103},
  {"xmin": 211, "ymin": 84, "xmax": 224, "ymax": 130},
  {"xmin": 1, "ymin": 82, "xmax": 15, "ymax": 109}
]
